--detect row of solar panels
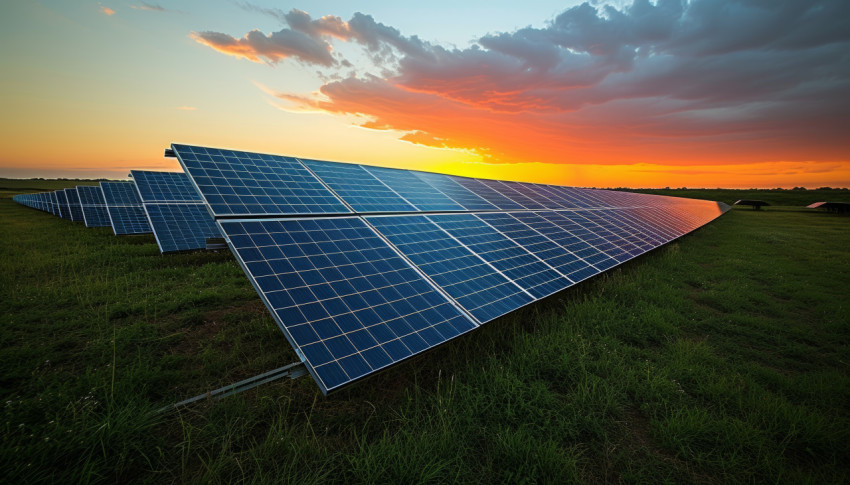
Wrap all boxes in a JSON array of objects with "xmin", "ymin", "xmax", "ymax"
[
  {"xmin": 12, "ymin": 172, "xmax": 220, "ymax": 254},
  {"xmin": 171, "ymin": 143, "xmax": 717, "ymax": 217},
  {"xmin": 167, "ymin": 144, "xmax": 731, "ymax": 394},
  {"xmin": 13, "ymin": 144, "xmax": 730, "ymax": 394}
]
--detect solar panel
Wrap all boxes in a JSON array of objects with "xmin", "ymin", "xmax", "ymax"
[
  {"xmin": 143, "ymin": 203, "xmax": 221, "ymax": 253},
  {"xmin": 100, "ymin": 181, "xmax": 151, "ymax": 235},
  {"xmin": 361, "ymin": 166, "xmax": 464, "ymax": 211},
  {"xmin": 218, "ymin": 217, "xmax": 476, "ymax": 393},
  {"xmin": 300, "ymin": 159, "xmax": 414, "ymax": 213},
  {"xmin": 512, "ymin": 211, "xmax": 618, "ymax": 270},
  {"xmin": 479, "ymin": 180, "xmax": 547, "ymax": 210},
  {"xmin": 412, "ymin": 171, "xmax": 497, "ymax": 211},
  {"xmin": 130, "ymin": 170, "xmax": 221, "ymax": 253},
  {"xmin": 50, "ymin": 192, "xmax": 60, "ymax": 216},
  {"xmin": 130, "ymin": 170, "xmax": 203, "ymax": 202},
  {"xmin": 475, "ymin": 212, "xmax": 597, "ymax": 283},
  {"xmin": 76, "ymin": 185, "xmax": 111, "ymax": 227},
  {"xmin": 450, "ymin": 177, "xmax": 526, "ymax": 210},
  {"xmin": 426, "ymin": 213, "xmax": 570, "ymax": 299},
  {"xmin": 366, "ymin": 215, "xmax": 534, "ymax": 323},
  {"xmin": 171, "ymin": 144, "xmax": 349, "ymax": 217},
  {"xmin": 171, "ymin": 142, "xmax": 730, "ymax": 394},
  {"xmin": 55, "ymin": 190, "xmax": 71, "ymax": 220},
  {"xmin": 63, "ymin": 188, "xmax": 85, "ymax": 222}
]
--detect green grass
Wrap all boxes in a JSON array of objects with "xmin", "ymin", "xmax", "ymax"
[
  {"xmin": 1, "ymin": 182, "xmax": 848, "ymax": 483},
  {"xmin": 617, "ymin": 187, "xmax": 850, "ymax": 207}
]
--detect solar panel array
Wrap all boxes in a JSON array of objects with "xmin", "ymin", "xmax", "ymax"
[
  {"xmin": 11, "ymin": 144, "xmax": 729, "ymax": 395},
  {"xmin": 100, "ymin": 181, "xmax": 152, "ymax": 235},
  {"xmin": 130, "ymin": 170, "xmax": 221, "ymax": 253},
  {"xmin": 170, "ymin": 143, "xmax": 730, "ymax": 394},
  {"xmin": 13, "ymin": 175, "xmax": 225, "ymax": 255}
]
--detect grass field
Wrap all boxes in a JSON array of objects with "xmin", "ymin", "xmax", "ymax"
[
  {"xmin": 2, "ymin": 181, "xmax": 849, "ymax": 483},
  {"xmin": 617, "ymin": 187, "xmax": 850, "ymax": 207}
]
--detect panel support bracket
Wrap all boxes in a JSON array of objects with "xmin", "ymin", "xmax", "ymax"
[{"xmin": 156, "ymin": 361, "xmax": 307, "ymax": 413}]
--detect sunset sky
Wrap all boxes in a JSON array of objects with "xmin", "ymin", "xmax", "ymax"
[{"xmin": 1, "ymin": 0, "xmax": 848, "ymax": 188}]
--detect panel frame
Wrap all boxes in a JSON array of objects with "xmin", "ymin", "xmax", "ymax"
[
  {"xmin": 217, "ymin": 215, "xmax": 479, "ymax": 394},
  {"xmin": 171, "ymin": 144, "xmax": 352, "ymax": 218}
]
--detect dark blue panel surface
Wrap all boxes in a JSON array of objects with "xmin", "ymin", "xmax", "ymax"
[
  {"xmin": 171, "ymin": 144, "xmax": 350, "ymax": 217},
  {"xmin": 451, "ymin": 177, "xmax": 525, "ymax": 210},
  {"xmin": 220, "ymin": 217, "xmax": 476, "ymax": 393},
  {"xmin": 301, "ymin": 159, "xmax": 414, "ymax": 213},
  {"xmin": 131, "ymin": 170, "xmax": 202, "ymax": 202},
  {"xmin": 476, "ymin": 212, "xmax": 597, "ymax": 283},
  {"xmin": 77, "ymin": 185, "xmax": 111, "ymax": 227},
  {"xmin": 523, "ymin": 184, "xmax": 578, "ymax": 209},
  {"xmin": 546, "ymin": 186, "xmax": 595, "ymax": 208},
  {"xmin": 367, "ymin": 215, "xmax": 533, "ymax": 323},
  {"xmin": 625, "ymin": 208, "xmax": 681, "ymax": 241},
  {"xmin": 481, "ymin": 180, "xmax": 546, "ymax": 210},
  {"xmin": 503, "ymin": 182, "xmax": 563, "ymax": 209},
  {"xmin": 55, "ymin": 190, "xmax": 71, "ymax": 220},
  {"xmin": 101, "ymin": 181, "xmax": 143, "ymax": 205},
  {"xmin": 82, "ymin": 205, "xmax": 111, "ymax": 227},
  {"xmin": 144, "ymin": 203, "xmax": 221, "ymax": 253},
  {"xmin": 557, "ymin": 211, "xmax": 639, "ymax": 263},
  {"xmin": 50, "ymin": 192, "xmax": 60, "ymax": 217},
  {"xmin": 590, "ymin": 209, "xmax": 658, "ymax": 252},
  {"xmin": 427, "ymin": 214, "xmax": 570, "ymax": 299},
  {"xmin": 412, "ymin": 172, "xmax": 497, "ymax": 211},
  {"xmin": 63, "ymin": 188, "xmax": 84, "ymax": 222},
  {"xmin": 108, "ymin": 206, "xmax": 151, "ymax": 235},
  {"xmin": 510, "ymin": 212, "xmax": 615, "ymax": 273},
  {"xmin": 363, "ymin": 166, "xmax": 464, "ymax": 211},
  {"xmin": 77, "ymin": 185, "xmax": 106, "ymax": 205},
  {"xmin": 536, "ymin": 211, "xmax": 621, "ymax": 269},
  {"xmin": 131, "ymin": 170, "xmax": 221, "ymax": 252}
]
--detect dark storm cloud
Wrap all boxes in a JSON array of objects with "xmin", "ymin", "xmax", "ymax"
[{"xmin": 196, "ymin": 0, "xmax": 850, "ymax": 166}]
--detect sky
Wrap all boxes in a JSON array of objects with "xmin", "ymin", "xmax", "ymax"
[{"xmin": 1, "ymin": 0, "xmax": 848, "ymax": 188}]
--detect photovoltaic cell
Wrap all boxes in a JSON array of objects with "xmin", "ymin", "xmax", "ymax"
[
  {"xmin": 536, "ymin": 211, "xmax": 620, "ymax": 269},
  {"xmin": 131, "ymin": 170, "xmax": 222, "ymax": 253},
  {"xmin": 300, "ymin": 159, "xmax": 414, "ymax": 213},
  {"xmin": 171, "ymin": 144, "xmax": 349, "ymax": 217},
  {"xmin": 101, "ymin": 181, "xmax": 151, "ymax": 235},
  {"xmin": 504, "ymin": 182, "xmax": 563, "ymax": 209},
  {"xmin": 362, "ymin": 166, "xmax": 464, "ymax": 211},
  {"xmin": 101, "ymin": 181, "xmax": 143, "ymax": 205},
  {"xmin": 218, "ymin": 217, "xmax": 476, "ymax": 393},
  {"xmin": 63, "ymin": 188, "xmax": 85, "ymax": 222},
  {"xmin": 55, "ymin": 190, "xmax": 71, "ymax": 220},
  {"xmin": 475, "ymin": 212, "xmax": 597, "ymax": 283},
  {"xmin": 559, "ymin": 211, "xmax": 641, "ymax": 263},
  {"xmin": 366, "ymin": 215, "xmax": 534, "ymax": 323},
  {"xmin": 130, "ymin": 170, "xmax": 203, "ymax": 202},
  {"xmin": 426, "ymin": 213, "xmax": 570, "ymax": 299},
  {"xmin": 50, "ymin": 192, "xmax": 60, "ymax": 217},
  {"xmin": 451, "ymin": 177, "xmax": 525, "ymax": 210},
  {"xmin": 76, "ymin": 185, "xmax": 111, "ymax": 227},
  {"xmin": 480, "ymin": 180, "xmax": 547, "ymax": 210},
  {"xmin": 412, "ymin": 171, "xmax": 497, "ymax": 211},
  {"xmin": 108, "ymin": 206, "xmax": 152, "ymax": 235},
  {"xmin": 548, "ymin": 186, "xmax": 596, "ymax": 208},
  {"xmin": 511, "ymin": 212, "xmax": 616, "ymax": 271},
  {"xmin": 144, "ymin": 204, "xmax": 221, "ymax": 253}
]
